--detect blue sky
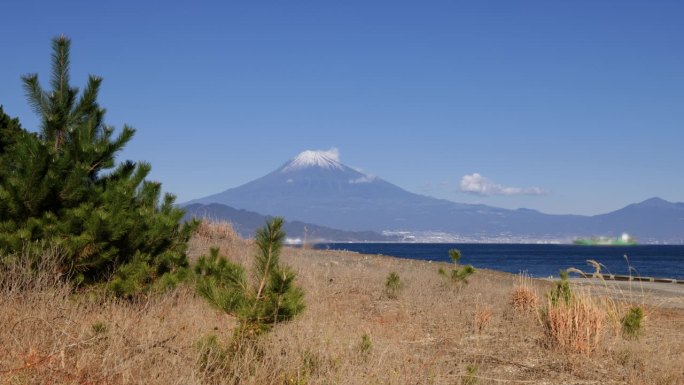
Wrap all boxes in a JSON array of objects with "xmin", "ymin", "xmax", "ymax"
[{"xmin": 1, "ymin": 1, "xmax": 682, "ymax": 215}]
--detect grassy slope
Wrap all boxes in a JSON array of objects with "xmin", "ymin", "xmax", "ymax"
[{"xmin": 1, "ymin": 223, "xmax": 682, "ymax": 384}]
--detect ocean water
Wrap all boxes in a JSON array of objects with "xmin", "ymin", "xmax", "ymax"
[{"xmin": 314, "ymin": 243, "xmax": 684, "ymax": 280}]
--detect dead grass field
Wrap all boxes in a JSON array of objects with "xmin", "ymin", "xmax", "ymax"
[{"xmin": 1, "ymin": 222, "xmax": 682, "ymax": 384}]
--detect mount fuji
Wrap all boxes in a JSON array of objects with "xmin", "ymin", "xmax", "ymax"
[{"xmin": 185, "ymin": 149, "xmax": 684, "ymax": 243}]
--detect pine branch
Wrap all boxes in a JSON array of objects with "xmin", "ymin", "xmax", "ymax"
[
  {"xmin": 50, "ymin": 36, "xmax": 71, "ymax": 104},
  {"xmin": 254, "ymin": 217, "xmax": 284, "ymax": 302},
  {"xmin": 21, "ymin": 74, "xmax": 48, "ymax": 118}
]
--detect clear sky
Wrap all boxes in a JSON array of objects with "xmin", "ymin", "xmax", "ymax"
[{"xmin": 1, "ymin": 1, "xmax": 682, "ymax": 215}]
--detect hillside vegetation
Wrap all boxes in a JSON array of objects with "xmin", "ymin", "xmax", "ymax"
[{"xmin": 1, "ymin": 221, "xmax": 682, "ymax": 384}]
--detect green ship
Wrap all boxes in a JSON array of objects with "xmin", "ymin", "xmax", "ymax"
[{"xmin": 573, "ymin": 233, "xmax": 637, "ymax": 246}]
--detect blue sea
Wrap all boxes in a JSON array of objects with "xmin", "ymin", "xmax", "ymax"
[{"xmin": 314, "ymin": 243, "xmax": 684, "ymax": 280}]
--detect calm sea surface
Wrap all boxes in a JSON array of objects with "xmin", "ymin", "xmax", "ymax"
[{"xmin": 314, "ymin": 243, "xmax": 684, "ymax": 280}]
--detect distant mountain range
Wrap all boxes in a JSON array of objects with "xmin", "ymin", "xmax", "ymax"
[
  {"xmin": 183, "ymin": 203, "xmax": 398, "ymax": 242},
  {"xmin": 185, "ymin": 150, "xmax": 684, "ymax": 244}
]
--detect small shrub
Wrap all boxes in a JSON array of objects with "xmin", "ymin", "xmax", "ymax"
[
  {"xmin": 284, "ymin": 375, "xmax": 308, "ymax": 385},
  {"xmin": 195, "ymin": 334, "xmax": 228, "ymax": 376},
  {"xmin": 0, "ymin": 245, "xmax": 68, "ymax": 293},
  {"xmin": 300, "ymin": 349, "xmax": 321, "ymax": 377},
  {"xmin": 195, "ymin": 332, "xmax": 264, "ymax": 382},
  {"xmin": 384, "ymin": 272, "xmax": 404, "ymax": 299},
  {"xmin": 621, "ymin": 306, "xmax": 644, "ymax": 340},
  {"xmin": 280, "ymin": 350, "xmax": 320, "ymax": 385},
  {"xmin": 359, "ymin": 333, "xmax": 372, "ymax": 357},
  {"xmin": 91, "ymin": 321, "xmax": 108, "ymax": 334},
  {"xmin": 614, "ymin": 348, "xmax": 645, "ymax": 371},
  {"xmin": 462, "ymin": 364, "xmax": 478, "ymax": 385}
]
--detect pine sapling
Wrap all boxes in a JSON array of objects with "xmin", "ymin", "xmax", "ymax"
[
  {"xmin": 621, "ymin": 306, "xmax": 644, "ymax": 340},
  {"xmin": 549, "ymin": 270, "xmax": 572, "ymax": 306},
  {"xmin": 439, "ymin": 248, "xmax": 476, "ymax": 286},
  {"xmin": 195, "ymin": 218, "xmax": 305, "ymax": 336},
  {"xmin": 359, "ymin": 334, "xmax": 372, "ymax": 358},
  {"xmin": 384, "ymin": 271, "xmax": 404, "ymax": 299},
  {"xmin": 462, "ymin": 365, "xmax": 478, "ymax": 385},
  {"xmin": 449, "ymin": 248, "xmax": 462, "ymax": 264}
]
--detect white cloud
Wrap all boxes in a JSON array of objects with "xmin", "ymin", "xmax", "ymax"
[
  {"xmin": 322, "ymin": 147, "xmax": 340, "ymax": 162},
  {"xmin": 459, "ymin": 173, "xmax": 546, "ymax": 196},
  {"xmin": 348, "ymin": 166, "xmax": 377, "ymax": 184}
]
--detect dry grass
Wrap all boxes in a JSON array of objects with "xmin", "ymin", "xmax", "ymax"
[
  {"xmin": 190, "ymin": 220, "xmax": 246, "ymax": 263},
  {"xmin": 1, "ymin": 221, "xmax": 683, "ymax": 384},
  {"xmin": 542, "ymin": 291, "xmax": 605, "ymax": 355},
  {"xmin": 195, "ymin": 220, "xmax": 240, "ymax": 241},
  {"xmin": 510, "ymin": 273, "xmax": 539, "ymax": 312},
  {"xmin": 566, "ymin": 263, "xmax": 661, "ymax": 340},
  {"xmin": 474, "ymin": 308, "xmax": 493, "ymax": 334},
  {"xmin": 0, "ymin": 253, "xmax": 226, "ymax": 384}
]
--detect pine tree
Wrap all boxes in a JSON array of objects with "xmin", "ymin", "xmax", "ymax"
[
  {"xmin": 195, "ymin": 218, "xmax": 305, "ymax": 335},
  {"xmin": 0, "ymin": 37, "xmax": 196, "ymax": 295},
  {"xmin": 0, "ymin": 106, "xmax": 24, "ymax": 154},
  {"xmin": 0, "ymin": 107, "xmax": 31, "ymax": 240},
  {"xmin": 438, "ymin": 248, "xmax": 475, "ymax": 286}
]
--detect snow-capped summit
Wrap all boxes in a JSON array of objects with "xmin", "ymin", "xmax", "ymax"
[{"xmin": 280, "ymin": 148, "xmax": 343, "ymax": 172}]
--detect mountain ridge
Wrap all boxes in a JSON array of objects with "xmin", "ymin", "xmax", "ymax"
[
  {"xmin": 184, "ymin": 203, "xmax": 398, "ymax": 242},
  {"xmin": 185, "ymin": 150, "xmax": 684, "ymax": 244}
]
